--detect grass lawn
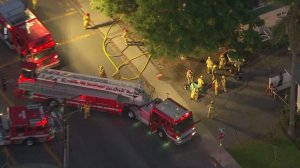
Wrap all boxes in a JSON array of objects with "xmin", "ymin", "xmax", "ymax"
[{"xmin": 229, "ymin": 135, "xmax": 300, "ymax": 168}]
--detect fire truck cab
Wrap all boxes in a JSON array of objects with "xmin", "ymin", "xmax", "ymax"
[
  {"xmin": 0, "ymin": 0, "xmax": 59, "ymax": 70},
  {"xmin": 0, "ymin": 104, "xmax": 55, "ymax": 146},
  {"xmin": 131, "ymin": 98, "xmax": 196, "ymax": 145}
]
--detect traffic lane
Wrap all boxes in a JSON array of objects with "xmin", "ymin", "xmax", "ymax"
[
  {"xmin": 55, "ymin": 33, "xmax": 118, "ymax": 77},
  {"xmin": 0, "ymin": 62, "xmax": 25, "ymax": 111},
  {"xmin": 66, "ymin": 112, "xmax": 150, "ymax": 168},
  {"xmin": 54, "ymin": 30, "xmax": 139, "ymax": 80},
  {"xmin": 30, "ymin": 0, "xmax": 76, "ymax": 21},
  {"xmin": 120, "ymin": 124, "xmax": 215, "ymax": 168},
  {"xmin": 40, "ymin": 10, "xmax": 88, "ymax": 48},
  {"xmin": 37, "ymin": 0, "xmax": 141, "ymax": 80},
  {"xmin": 0, "ymin": 42, "xmax": 17, "ymax": 63},
  {"xmin": 6, "ymin": 143, "xmax": 57, "ymax": 166},
  {"xmin": 66, "ymin": 112, "xmax": 216, "ymax": 168}
]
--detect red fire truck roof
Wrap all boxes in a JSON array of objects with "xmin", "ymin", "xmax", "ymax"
[
  {"xmin": 155, "ymin": 98, "xmax": 191, "ymax": 121},
  {"xmin": 8, "ymin": 104, "xmax": 45, "ymax": 127},
  {"xmin": 15, "ymin": 17, "xmax": 52, "ymax": 49}
]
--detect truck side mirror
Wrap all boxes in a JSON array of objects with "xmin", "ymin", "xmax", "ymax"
[
  {"xmin": 21, "ymin": 69, "xmax": 36, "ymax": 79},
  {"xmin": 20, "ymin": 62, "xmax": 38, "ymax": 79}
]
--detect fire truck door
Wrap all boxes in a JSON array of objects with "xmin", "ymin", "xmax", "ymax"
[
  {"xmin": 149, "ymin": 113, "xmax": 160, "ymax": 133},
  {"xmin": 15, "ymin": 37, "xmax": 25, "ymax": 54}
]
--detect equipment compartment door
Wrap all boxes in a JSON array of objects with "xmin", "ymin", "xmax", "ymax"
[{"xmin": 149, "ymin": 112, "xmax": 160, "ymax": 133}]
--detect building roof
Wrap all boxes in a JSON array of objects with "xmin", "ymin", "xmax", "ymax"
[{"xmin": 253, "ymin": 2, "xmax": 287, "ymax": 16}]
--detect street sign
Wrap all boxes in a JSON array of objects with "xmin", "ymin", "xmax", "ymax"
[
  {"xmin": 219, "ymin": 132, "xmax": 225, "ymax": 141},
  {"xmin": 218, "ymin": 127, "xmax": 225, "ymax": 141}
]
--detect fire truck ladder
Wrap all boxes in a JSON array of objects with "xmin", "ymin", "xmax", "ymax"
[
  {"xmin": 18, "ymin": 80, "xmax": 78, "ymax": 100},
  {"xmin": 21, "ymin": 69, "xmax": 152, "ymax": 105},
  {"xmin": 37, "ymin": 69, "xmax": 146, "ymax": 98}
]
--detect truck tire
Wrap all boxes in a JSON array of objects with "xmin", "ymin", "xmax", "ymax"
[
  {"xmin": 158, "ymin": 129, "xmax": 166, "ymax": 139},
  {"xmin": 127, "ymin": 111, "xmax": 135, "ymax": 119},
  {"xmin": 24, "ymin": 138, "xmax": 36, "ymax": 146}
]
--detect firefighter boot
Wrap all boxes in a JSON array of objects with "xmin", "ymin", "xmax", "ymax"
[
  {"xmin": 84, "ymin": 110, "xmax": 90, "ymax": 119},
  {"xmin": 83, "ymin": 20, "xmax": 89, "ymax": 30}
]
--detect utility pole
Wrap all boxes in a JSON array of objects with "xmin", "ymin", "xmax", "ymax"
[
  {"xmin": 288, "ymin": 51, "xmax": 296, "ymax": 137},
  {"xmin": 63, "ymin": 122, "xmax": 69, "ymax": 168},
  {"xmin": 60, "ymin": 96, "xmax": 80, "ymax": 168},
  {"xmin": 61, "ymin": 98, "xmax": 69, "ymax": 168},
  {"xmin": 287, "ymin": 3, "xmax": 300, "ymax": 138}
]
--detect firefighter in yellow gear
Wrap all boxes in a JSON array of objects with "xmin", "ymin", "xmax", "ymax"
[
  {"xmin": 186, "ymin": 69, "xmax": 193, "ymax": 84},
  {"xmin": 207, "ymin": 101, "xmax": 215, "ymax": 119},
  {"xmin": 197, "ymin": 75, "xmax": 205, "ymax": 92},
  {"xmin": 190, "ymin": 88, "xmax": 200, "ymax": 101},
  {"xmin": 234, "ymin": 58, "xmax": 244, "ymax": 72},
  {"xmin": 122, "ymin": 29, "xmax": 129, "ymax": 45},
  {"xmin": 221, "ymin": 75, "xmax": 227, "ymax": 92},
  {"xmin": 83, "ymin": 103, "xmax": 91, "ymax": 119},
  {"xmin": 219, "ymin": 54, "xmax": 226, "ymax": 69},
  {"xmin": 206, "ymin": 56, "xmax": 214, "ymax": 74},
  {"xmin": 32, "ymin": 0, "xmax": 38, "ymax": 10},
  {"xmin": 212, "ymin": 78, "xmax": 219, "ymax": 95},
  {"xmin": 83, "ymin": 13, "xmax": 91, "ymax": 29},
  {"xmin": 211, "ymin": 65, "xmax": 217, "ymax": 81},
  {"xmin": 190, "ymin": 88, "xmax": 197, "ymax": 100},
  {"xmin": 99, "ymin": 65, "xmax": 107, "ymax": 78}
]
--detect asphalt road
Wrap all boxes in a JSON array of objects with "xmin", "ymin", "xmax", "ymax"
[{"xmin": 0, "ymin": 0, "xmax": 218, "ymax": 167}]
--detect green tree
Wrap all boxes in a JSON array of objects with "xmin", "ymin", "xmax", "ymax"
[
  {"xmin": 91, "ymin": 0, "xmax": 259, "ymax": 58},
  {"xmin": 90, "ymin": 0, "xmax": 137, "ymax": 16}
]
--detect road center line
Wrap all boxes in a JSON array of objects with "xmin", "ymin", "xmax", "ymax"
[
  {"xmin": 0, "ymin": 57, "xmax": 20, "ymax": 69},
  {"xmin": 0, "ymin": 92, "xmax": 13, "ymax": 106},
  {"xmin": 43, "ymin": 144, "xmax": 63, "ymax": 167},
  {"xmin": 3, "ymin": 147, "xmax": 18, "ymax": 167},
  {"xmin": 42, "ymin": 10, "xmax": 77, "ymax": 24},
  {"xmin": 56, "ymin": 32, "xmax": 96, "ymax": 46}
]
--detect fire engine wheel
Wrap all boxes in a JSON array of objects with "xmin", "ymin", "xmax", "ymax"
[
  {"xmin": 127, "ymin": 111, "xmax": 135, "ymax": 119},
  {"xmin": 158, "ymin": 129, "xmax": 166, "ymax": 139},
  {"xmin": 24, "ymin": 138, "xmax": 36, "ymax": 146}
]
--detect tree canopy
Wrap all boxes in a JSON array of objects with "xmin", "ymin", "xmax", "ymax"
[{"xmin": 91, "ymin": 0, "xmax": 260, "ymax": 58}]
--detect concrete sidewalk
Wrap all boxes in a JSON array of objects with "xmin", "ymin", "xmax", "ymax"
[{"xmin": 68, "ymin": 0, "xmax": 241, "ymax": 167}]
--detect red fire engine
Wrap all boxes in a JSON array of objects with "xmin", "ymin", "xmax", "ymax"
[
  {"xmin": 0, "ymin": 104, "xmax": 55, "ymax": 146},
  {"xmin": 0, "ymin": 0, "xmax": 59, "ymax": 70},
  {"xmin": 15, "ymin": 62, "xmax": 196, "ymax": 145}
]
